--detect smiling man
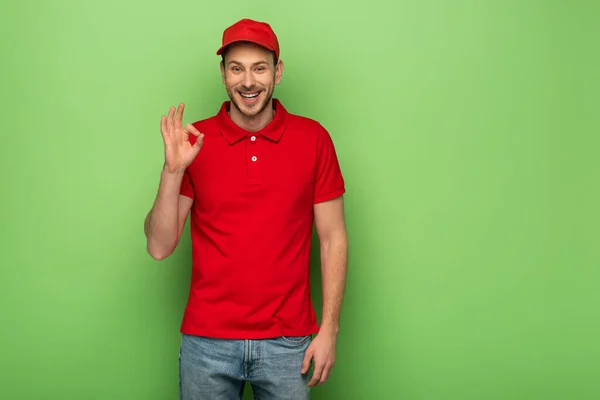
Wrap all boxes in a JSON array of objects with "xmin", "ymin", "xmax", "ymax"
[{"xmin": 144, "ymin": 18, "xmax": 348, "ymax": 400}]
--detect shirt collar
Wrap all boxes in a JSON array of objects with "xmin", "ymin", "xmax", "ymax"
[{"xmin": 216, "ymin": 98, "xmax": 289, "ymax": 145}]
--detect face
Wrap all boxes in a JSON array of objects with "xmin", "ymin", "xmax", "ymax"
[{"xmin": 220, "ymin": 42, "xmax": 283, "ymax": 118}]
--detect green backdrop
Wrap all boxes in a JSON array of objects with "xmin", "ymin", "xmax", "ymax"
[{"xmin": 1, "ymin": 0, "xmax": 598, "ymax": 399}]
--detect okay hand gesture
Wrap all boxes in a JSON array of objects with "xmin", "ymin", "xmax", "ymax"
[{"xmin": 161, "ymin": 103, "xmax": 204, "ymax": 173}]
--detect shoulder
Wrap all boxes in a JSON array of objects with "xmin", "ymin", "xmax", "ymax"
[
  {"xmin": 287, "ymin": 112, "xmax": 325, "ymax": 130},
  {"xmin": 286, "ymin": 112, "xmax": 332, "ymax": 141},
  {"xmin": 191, "ymin": 114, "xmax": 219, "ymax": 132}
]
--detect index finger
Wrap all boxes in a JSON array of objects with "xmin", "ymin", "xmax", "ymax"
[{"xmin": 184, "ymin": 124, "xmax": 201, "ymax": 137}]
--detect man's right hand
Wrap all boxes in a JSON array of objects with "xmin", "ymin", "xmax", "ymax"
[{"xmin": 161, "ymin": 102, "xmax": 204, "ymax": 173}]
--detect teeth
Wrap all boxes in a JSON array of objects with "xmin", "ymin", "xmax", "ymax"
[{"xmin": 241, "ymin": 92, "xmax": 259, "ymax": 99}]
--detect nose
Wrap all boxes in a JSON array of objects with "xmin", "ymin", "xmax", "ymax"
[{"xmin": 242, "ymin": 71, "xmax": 255, "ymax": 89}]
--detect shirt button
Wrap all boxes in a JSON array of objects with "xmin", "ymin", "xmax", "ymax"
[
  {"xmin": 250, "ymin": 135, "xmax": 256, "ymax": 142},
  {"xmin": 251, "ymin": 156, "xmax": 257, "ymax": 162}
]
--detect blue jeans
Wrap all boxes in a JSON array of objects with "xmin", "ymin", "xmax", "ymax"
[{"xmin": 179, "ymin": 333, "xmax": 312, "ymax": 399}]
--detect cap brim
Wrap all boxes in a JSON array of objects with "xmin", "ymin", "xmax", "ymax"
[{"xmin": 216, "ymin": 39, "xmax": 277, "ymax": 56}]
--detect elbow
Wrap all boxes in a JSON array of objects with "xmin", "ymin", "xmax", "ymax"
[
  {"xmin": 146, "ymin": 241, "xmax": 175, "ymax": 261},
  {"xmin": 321, "ymin": 230, "xmax": 348, "ymax": 250},
  {"xmin": 149, "ymin": 250, "xmax": 170, "ymax": 261},
  {"xmin": 321, "ymin": 228, "xmax": 348, "ymax": 247},
  {"xmin": 144, "ymin": 217, "xmax": 179, "ymax": 261}
]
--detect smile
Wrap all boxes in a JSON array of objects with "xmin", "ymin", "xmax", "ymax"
[{"xmin": 240, "ymin": 91, "xmax": 260, "ymax": 99}]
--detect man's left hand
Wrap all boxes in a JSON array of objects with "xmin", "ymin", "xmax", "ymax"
[{"xmin": 301, "ymin": 329, "xmax": 337, "ymax": 387}]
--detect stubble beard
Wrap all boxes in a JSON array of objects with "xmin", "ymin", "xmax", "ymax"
[{"xmin": 229, "ymin": 88, "xmax": 273, "ymax": 117}]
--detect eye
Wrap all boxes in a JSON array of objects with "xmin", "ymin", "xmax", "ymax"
[{"xmin": 231, "ymin": 66, "xmax": 242, "ymax": 72}]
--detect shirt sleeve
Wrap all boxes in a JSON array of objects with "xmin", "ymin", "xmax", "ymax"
[
  {"xmin": 180, "ymin": 169, "xmax": 195, "ymax": 199},
  {"xmin": 314, "ymin": 125, "xmax": 346, "ymax": 204}
]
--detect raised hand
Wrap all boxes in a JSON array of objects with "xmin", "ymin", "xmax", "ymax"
[{"xmin": 160, "ymin": 103, "xmax": 204, "ymax": 173}]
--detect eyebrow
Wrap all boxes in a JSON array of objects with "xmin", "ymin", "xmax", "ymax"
[{"xmin": 227, "ymin": 60, "xmax": 270, "ymax": 66}]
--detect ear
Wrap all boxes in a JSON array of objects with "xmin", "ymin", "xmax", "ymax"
[{"xmin": 275, "ymin": 59, "xmax": 284, "ymax": 85}]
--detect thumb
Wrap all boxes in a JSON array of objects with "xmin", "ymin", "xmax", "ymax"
[{"xmin": 301, "ymin": 346, "xmax": 313, "ymax": 374}]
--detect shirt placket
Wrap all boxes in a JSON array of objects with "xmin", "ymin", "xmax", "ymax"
[{"xmin": 246, "ymin": 133, "xmax": 262, "ymax": 185}]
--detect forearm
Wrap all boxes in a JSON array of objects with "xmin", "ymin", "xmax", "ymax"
[
  {"xmin": 145, "ymin": 167, "xmax": 185, "ymax": 259},
  {"xmin": 319, "ymin": 231, "xmax": 348, "ymax": 336}
]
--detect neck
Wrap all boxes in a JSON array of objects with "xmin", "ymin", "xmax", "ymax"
[{"xmin": 229, "ymin": 100, "xmax": 275, "ymax": 132}]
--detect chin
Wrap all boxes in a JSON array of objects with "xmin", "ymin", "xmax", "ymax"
[{"xmin": 231, "ymin": 89, "xmax": 272, "ymax": 116}]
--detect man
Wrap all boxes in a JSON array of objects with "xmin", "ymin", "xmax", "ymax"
[{"xmin": 144, "ymin": 18, "xmax": 348, "ymax": 400}]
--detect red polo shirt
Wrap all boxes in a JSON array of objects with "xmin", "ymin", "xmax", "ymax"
[{"xmin": 178, "ymin": 99, "xmax": 345, "ymax": 339}]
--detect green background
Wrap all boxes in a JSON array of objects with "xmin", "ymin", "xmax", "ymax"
[{"xmin": 1, "ymin": 0, "xmax": 599, "ymax": 399}]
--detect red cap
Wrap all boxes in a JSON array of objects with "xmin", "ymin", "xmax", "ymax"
[{"xmin": 216, "ymin": 19, "xmax": 280, "ymax": 60}]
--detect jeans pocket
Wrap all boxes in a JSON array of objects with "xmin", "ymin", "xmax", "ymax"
[{"xmin": 280, "ymin": 335, "xmax": 312, "ymax": 346}]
